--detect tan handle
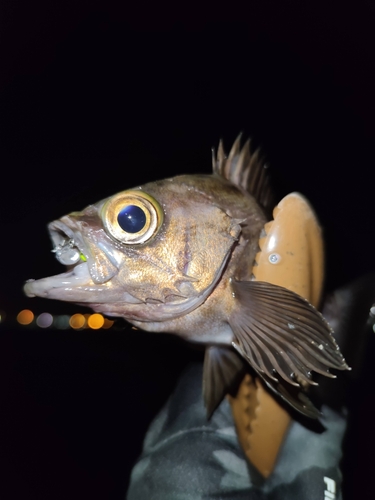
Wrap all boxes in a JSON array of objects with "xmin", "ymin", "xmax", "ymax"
[{"xmin": 229, "ymin": 192, "xmax": 324, "ymax": 477}]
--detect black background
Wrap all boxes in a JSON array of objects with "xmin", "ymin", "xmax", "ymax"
[{"xmin": 1, "ymin": 1, "xmax": 375, "ymax": 498}]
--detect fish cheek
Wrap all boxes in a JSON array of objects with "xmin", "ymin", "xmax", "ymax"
[
  {"xmin": 114, "ymin": 205, "xmax": 240, "ymax": 302},
  {"xmin": 117, "ymin": 256, "xmax": 156, "ymax": 301},
  {"xmin": 116, "ymin": 252, "xmax": 181, "ymax": 302}
]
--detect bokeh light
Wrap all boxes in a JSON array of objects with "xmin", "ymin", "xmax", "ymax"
[
  {"xmin": 17, "ymin": 309, "xmax": 34, "ymax": 325},
  {"xmin": 69, "ymin": 313, "xmax": 86, "ymax": 330},
  {"xmin": 15, "ymin": 309, "xmax": 116, "ymax": 330},
  {"xmin": 36, "ymin": 312, "xmax": 53, "ymax": 328},
  {"xmin": 84, "ymin": 314, "xmax": 91, "ymax": 327},
  {"xmin": 87, "ymin": 313, "xmax": 104, "ymax": 329},
  {"xmin": 54, "ymin": 315, "xmax": 70, "ymax": 329},
  {"xmin": 102, "ymin": 318, "xmax": 114, "ymax": 329}
]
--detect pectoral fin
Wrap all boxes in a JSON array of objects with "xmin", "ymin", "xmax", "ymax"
[
  {"xmin": 250, "ymin": 366, "xmax": 321, "ymax": 418},
  {"xmin": 229, "ymin": 279, "xmax": 349, "ymax": 416},
  {"xmin": 203, "ymin": 346, "xmax": 246, "ymax": 419}
]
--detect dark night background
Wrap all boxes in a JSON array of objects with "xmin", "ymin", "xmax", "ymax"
[{"xmin": 1, "ymin": 1, "xmax": 375, "ymax": 498}]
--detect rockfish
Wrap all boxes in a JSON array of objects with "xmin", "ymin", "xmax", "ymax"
[{"xmin": 24, "ymin": 136, "xmax": 349, "ymax": 418}]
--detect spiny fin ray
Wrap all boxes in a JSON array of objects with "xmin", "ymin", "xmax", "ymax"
[
  {"xmin": 212, "ymin": 134, "xmax": 274, "ymax": 211},
  {"xmin": 203, "ymin": 346, "xmax": 246, "ymax": 419}
]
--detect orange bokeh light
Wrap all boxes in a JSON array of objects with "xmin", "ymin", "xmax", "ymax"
[
  {"xmin": 87, "ymin": 313, "xmax": 104, "ymax": 329},
  {"xmin": 69, "ymin": 313, "xmax": 86, "ymax": 329},
  {"xmin": 102, "ymin": 318, "xmax": 114, "ymax": 329},
  {"xmin": 17, "ymin": 309, "xmax": 34, "ymax": 325}
]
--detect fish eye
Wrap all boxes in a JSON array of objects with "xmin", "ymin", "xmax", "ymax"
[
  {"xmin": 117, "ymin": 205, "xmax": 147, "ymax": 233},
  {"xmin": 101, "ymin": 190, "xmax": 163, "ymax": 244}
]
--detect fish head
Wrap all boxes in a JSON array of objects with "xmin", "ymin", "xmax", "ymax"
[{"xmin": 24, "ymin": 172, "xmax": 267, "ymax": 331}]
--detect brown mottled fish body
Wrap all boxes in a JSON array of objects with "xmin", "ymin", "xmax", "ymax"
[{"xmin": 24, "ymin": 136, "xmax": 349, "ymax": 418}]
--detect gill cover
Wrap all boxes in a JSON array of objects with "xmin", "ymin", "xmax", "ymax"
[{"xmin": 102, "ymin": 190, "xmax": 164, "ymax": 244}]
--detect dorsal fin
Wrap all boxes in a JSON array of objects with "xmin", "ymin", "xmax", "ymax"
[{"xmin": 212, "ymin": 133, "xmax": 274, "ymax": 211}]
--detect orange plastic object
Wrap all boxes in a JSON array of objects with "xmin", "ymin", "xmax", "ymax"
[
  {"xmin": 229, "ymin": 192, "xmax": 324, "ymax": 478},
  {"xmin": 254, "ymin": 192, "xmax": 324, "ymax": 307}
]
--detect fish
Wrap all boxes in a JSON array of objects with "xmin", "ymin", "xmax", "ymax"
[{"xmin": 24, "ymin": 135, "xmax": 349, "ymax": 419}]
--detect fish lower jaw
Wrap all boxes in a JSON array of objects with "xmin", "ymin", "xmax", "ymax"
[
  {"xmin": 24, "ymin": 263, "xmax": 91, "ymax": 298},
  {"xmin": 23, "ymin": 263, "xmax": 140, "ymax": 305}
]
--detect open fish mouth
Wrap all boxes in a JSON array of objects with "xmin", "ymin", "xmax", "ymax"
[
  {"xmin": 47, "ymin": 218, "xmax": 122, "ymax": 285},
  {"xmin": 24, "ymin": 219, "xmax": 141, "ymax": 305}
]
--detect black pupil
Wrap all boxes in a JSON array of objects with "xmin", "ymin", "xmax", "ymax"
[{"xmin": 117, "ymin": 205, "xmax": 146, "ymax": 233}]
